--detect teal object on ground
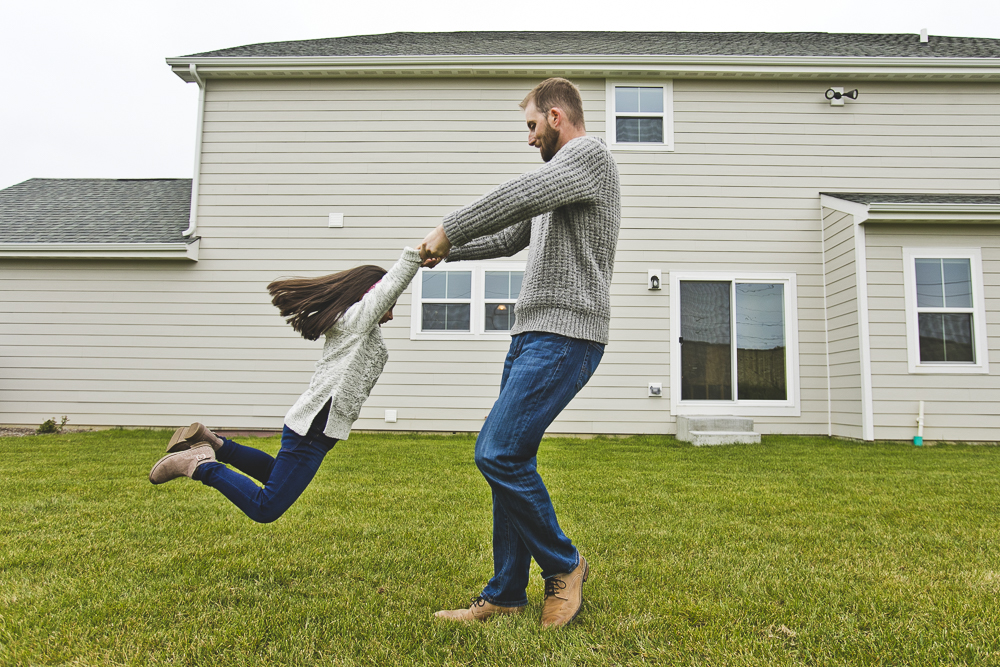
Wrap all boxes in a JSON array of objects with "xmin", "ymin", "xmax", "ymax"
[{"xmin": 914, "ymin": 436, "xmax": 924, "ymax": 446}]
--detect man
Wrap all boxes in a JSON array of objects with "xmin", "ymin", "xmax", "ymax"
[{"xmin": 421, "ymin": 77, "xmax": 620, "ymax": 629}]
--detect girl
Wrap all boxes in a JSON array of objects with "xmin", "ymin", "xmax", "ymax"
[{"xmin": 149, "ymin": 246, "xmax": 422, "ymax": 523}]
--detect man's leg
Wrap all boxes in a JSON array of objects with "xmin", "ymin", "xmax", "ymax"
[
  {"xmin": 484, "ymin": 490, "xmax": 533, "ymax": 606},
  {"xmin": 476, "ymin": 332, "xmax": 603, "ymax": 604}
]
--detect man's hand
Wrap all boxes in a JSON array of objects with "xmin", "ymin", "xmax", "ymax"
[
  {"xmin": 418, "ymin": 243, "xmax": 442, "ymax": 268},
  {"xmin": 420, "ymin": 224, "xmax": 452, "ymax": 267}
]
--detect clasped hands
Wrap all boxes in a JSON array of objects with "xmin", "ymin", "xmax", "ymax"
[{"xmin": 418, "ymin": 224, "xmax": 452, "ymax": 268}]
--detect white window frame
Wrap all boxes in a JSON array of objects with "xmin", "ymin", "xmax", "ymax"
[
  {"xmin": 669, "ymin": 271, "xmax": 801, "ymax": 417},
  {"xmin": 606, "ymin": 80, "xmax": 674, "ymax": 152},
  {"xmin": 902, "ymin": 247, "xmax": 989, "ymax": 374},
  {"xmin": 409, "ymin": 261, "xmax": 526, "ymax": 341}
]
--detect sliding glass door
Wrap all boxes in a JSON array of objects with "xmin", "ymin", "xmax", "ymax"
[{"xmin": 679, "ymin": 280, "xmax": 788, "ymax": 403}]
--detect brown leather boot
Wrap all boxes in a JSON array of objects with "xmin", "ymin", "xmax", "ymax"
[
  {"xmin": 434, "ymin": 596, "xmax": 523, "ymax": 623},
  {"xmin": 167, "ymin": 422, "xmax": 222, "ymax": 452},
  {"xmin": 541, "ymin": 555, "xmax": 589, "ymax": 628},
  {"xmin": 149, "ymin": 444, "xmax": 216, "ymax": 484}
]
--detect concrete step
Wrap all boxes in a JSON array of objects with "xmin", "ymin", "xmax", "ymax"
[
  {"xmin": 676, "ymin": 415, "xmax": 760, "ymax": 446},
  {"xmin": 688, "ymin": 430, "xmax": 761, "ymax": 447}
]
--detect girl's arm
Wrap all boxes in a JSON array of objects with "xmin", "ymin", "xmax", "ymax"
[{"xmin": 339, "ymin": 247, "xmax": 422, "ymax": 332}]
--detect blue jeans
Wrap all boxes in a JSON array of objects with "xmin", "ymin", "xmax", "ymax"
[
  {"xmin": 194, "ymin": 401, "xmax": 338, "ymax": 523},
  {"xmin": 476, "ymin": 332, "xmax": 604, "ymax": 607}
]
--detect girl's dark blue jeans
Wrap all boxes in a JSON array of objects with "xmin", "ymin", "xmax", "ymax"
[{"xmin": 193, "ymin": 401, "xmax": 338, "ymax": 523}]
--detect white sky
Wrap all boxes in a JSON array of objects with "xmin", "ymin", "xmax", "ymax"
[{"xmin": 2, "ymin": 0, "xmax": 998, "ymax": 190}]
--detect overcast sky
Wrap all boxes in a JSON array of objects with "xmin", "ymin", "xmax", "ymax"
[{"xmin": 2, "ymin": 0, "xmax": 998, "ymax": 191}]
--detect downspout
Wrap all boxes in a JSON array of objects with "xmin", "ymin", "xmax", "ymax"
[{"xmin": 183, "ymin": 64, "xmax": 206, "ymax": 238}]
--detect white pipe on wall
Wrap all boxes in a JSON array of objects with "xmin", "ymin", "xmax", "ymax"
[
  {"xmin": 915, "ymin": 400, "xmax": 925, "ymax": 446},
  {"xmin": 182, "ymin": 64, "xmax": 206, "ymax": 238}
]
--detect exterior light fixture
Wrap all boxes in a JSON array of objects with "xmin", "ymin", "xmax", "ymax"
[{"xmin": 825, "ymin": 88, "xmax": 859, "ymax": 106}]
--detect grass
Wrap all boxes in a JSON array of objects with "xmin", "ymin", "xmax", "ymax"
[{"xmin": 2, "ymin": 430, "xmax": 1000, "ymax": 666}]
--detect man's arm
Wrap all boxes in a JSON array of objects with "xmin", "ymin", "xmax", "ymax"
[
  {"xmin": 446, "ymin": 218, "xmax": 531, "ymax": 263},
  {"xmin": 439, "ymin": 138, "xmax": 604, "ymax": 250}
]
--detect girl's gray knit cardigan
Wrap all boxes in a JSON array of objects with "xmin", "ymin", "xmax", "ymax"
[{"xmin": 284, "ymin": 247, "xmax": 421, "ymax": 440}]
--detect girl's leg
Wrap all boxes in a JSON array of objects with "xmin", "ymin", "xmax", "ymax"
[
  {"xmin": 215, "ymin": 437, "xmax": 277, "ymax": 486},
  {"xmin": 194, "ymin": 425, "xmax": 337, "ymax": 523}
]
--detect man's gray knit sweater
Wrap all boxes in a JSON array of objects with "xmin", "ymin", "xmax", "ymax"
[{"xmin": 443, "ymin": 135, "xmax": 621, "ymax": 344}]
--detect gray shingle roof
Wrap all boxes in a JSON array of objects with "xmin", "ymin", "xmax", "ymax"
[
  {"xmin": 0, "ymin": 179, "xmax": 192, "ymax": 244},
  {"xmin": 183, "ymin": 31, "xmax": 1000, "ymax": 59},
  {"xmin": 823, "ymin": 193, "xmax": 1000, "ymax": 205}
]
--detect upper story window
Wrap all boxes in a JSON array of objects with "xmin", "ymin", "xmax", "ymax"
[
  {"xmin": 903, "ymin": 248, "xmax": 989, "ymax": 374},
  {"xmin": 410, "ymin": 262, "xmax": 525, "ymax": 340},
  {"xmin": 606, "ymin": 80, "xmax": 674, "ymax": 151}
]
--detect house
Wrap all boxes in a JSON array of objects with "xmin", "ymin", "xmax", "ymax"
[{"xmin": 2, "ymin": 31, "xmax": 1000, "ymax": 441}]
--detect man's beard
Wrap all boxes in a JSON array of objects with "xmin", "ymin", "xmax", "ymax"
[{"xmin": 538, "ymin": 124, "xmax": 559, "ymax": 162}]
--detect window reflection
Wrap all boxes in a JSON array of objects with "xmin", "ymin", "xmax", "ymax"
[
  {"xmin": 680, "ymin": 281, "xmax": 732, "ymax": 400},
  {"xmin": 422, "ymin": 303, "xmax": 470, "ymax": 331},
  {"xmin": 736, "ymin": 283, "xmax": 786, "ymax": 400},
  {"xmin": 919, "ymin": 313, "xmax": 974, "ymax": 362},
  {"xmin": 483, "ymin": 271, "xmax": 522, "ymax": 332}
]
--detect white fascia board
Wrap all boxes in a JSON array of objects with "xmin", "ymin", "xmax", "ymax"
[
  {"xmin": 820, "ymin": 195, "xmax": 869, "ymax": 222},
  {"xmin": 166, "ymin": 54, "xmax": 1000, "ymax": 81},
  {"xmin": 0, "ymin": 240, "xmax": 199, "ymax": 260},
  {"xmin": 820, "ymin": 197, "xmax": 1000, "ymax": 224},
  {"xmin": 866, "ymin": 203, "xmax": 1000, "ymax": 223}
]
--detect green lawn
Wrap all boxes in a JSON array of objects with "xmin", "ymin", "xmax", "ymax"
[{"xmin": 2, "ymin": 430, "xmax": 999, "ymax": 666}]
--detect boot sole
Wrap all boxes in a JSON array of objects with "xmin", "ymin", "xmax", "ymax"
[{"xmin": 167, "ymin": 423, "xmax": 203, "ymax": 453}]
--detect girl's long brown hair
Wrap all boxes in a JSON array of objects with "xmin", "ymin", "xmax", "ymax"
[{"xmin": 267, "ymin": 265, "xmax": 387, "ymax": 341}]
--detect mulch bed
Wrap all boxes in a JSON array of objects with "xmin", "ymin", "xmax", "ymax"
[{"xmin": 0, "ymin": 427, "xmax": 37, "ymax": 437}]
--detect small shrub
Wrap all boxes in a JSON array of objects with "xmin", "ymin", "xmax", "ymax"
[{"xmin": 36, "ymin": 416, "xmax": 69, "ymax": 435}]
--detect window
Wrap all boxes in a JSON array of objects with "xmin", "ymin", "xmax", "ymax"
[
  {"xmin": 670, "ymin": 272, "xmax": 800, "ymax": 416},
  {"xmin": 606, "ymin": 80, "xmax": 674, "ymax": 151},
  {"xmin": 420, "ymin": 270, "xmax": 471, "ymax": 331},
  {"xmin": 903, "ymin": 248, "xmax": 989, "ymax": 374},
  {"xmin": 410, "ymin": 262, "xmax": 525, "ymax": 340},
  {"xmin": 484, "ymin": 270, "xmax": 522, "ymax": 331}
]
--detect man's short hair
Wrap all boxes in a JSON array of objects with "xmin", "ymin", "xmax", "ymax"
[{"xmin": 520, "ymin": 78, "xmax": 585, "ymax": 128}]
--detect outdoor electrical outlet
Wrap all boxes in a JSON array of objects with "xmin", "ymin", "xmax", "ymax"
[
  {"xmin": 648, "ymin": 382, "xmax": 662, "ymax": 397},
  {"xmin": 384, "ymin": 409, "xmax": 397, "ymax": 423},
  {"xmin": 329, "ymin": 212, "xmax": 344, "ymax": 228}
]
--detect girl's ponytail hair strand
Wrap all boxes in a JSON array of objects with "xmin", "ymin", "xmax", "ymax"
[{"xmin": 267, "ymin": 264, "xmax": 387, "ymax": 340}]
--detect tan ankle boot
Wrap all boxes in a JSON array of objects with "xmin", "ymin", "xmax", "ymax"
[
  {"xmin": 149, "ymin": 444, "xmax": 216, "ymax": 484},
  {"xmin": 541, "ymin": 555, "xmax": 589, "ymax": 629},
  {"xmin": 434, "ymin": 596, "xmax": 523, "ymax": 622},
  {"xmin": 167, "ymin": 423, "xmax": 221, "ymax": 452}
]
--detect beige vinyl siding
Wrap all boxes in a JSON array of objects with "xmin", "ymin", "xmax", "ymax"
[
  {"xmin": 865, "ymin": 225, "xmax": 1000, "ymax": 442},
  {"xmin": 821, "ymin": 208, "xmax": 864, "ymax": 439},
  {"xmin": 2, "ymin": 76, "xmax": 998, "ymax": 437},
  {"xmin": 618, "ymin": 79, "xmax": 996, "ymax": 436}
]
